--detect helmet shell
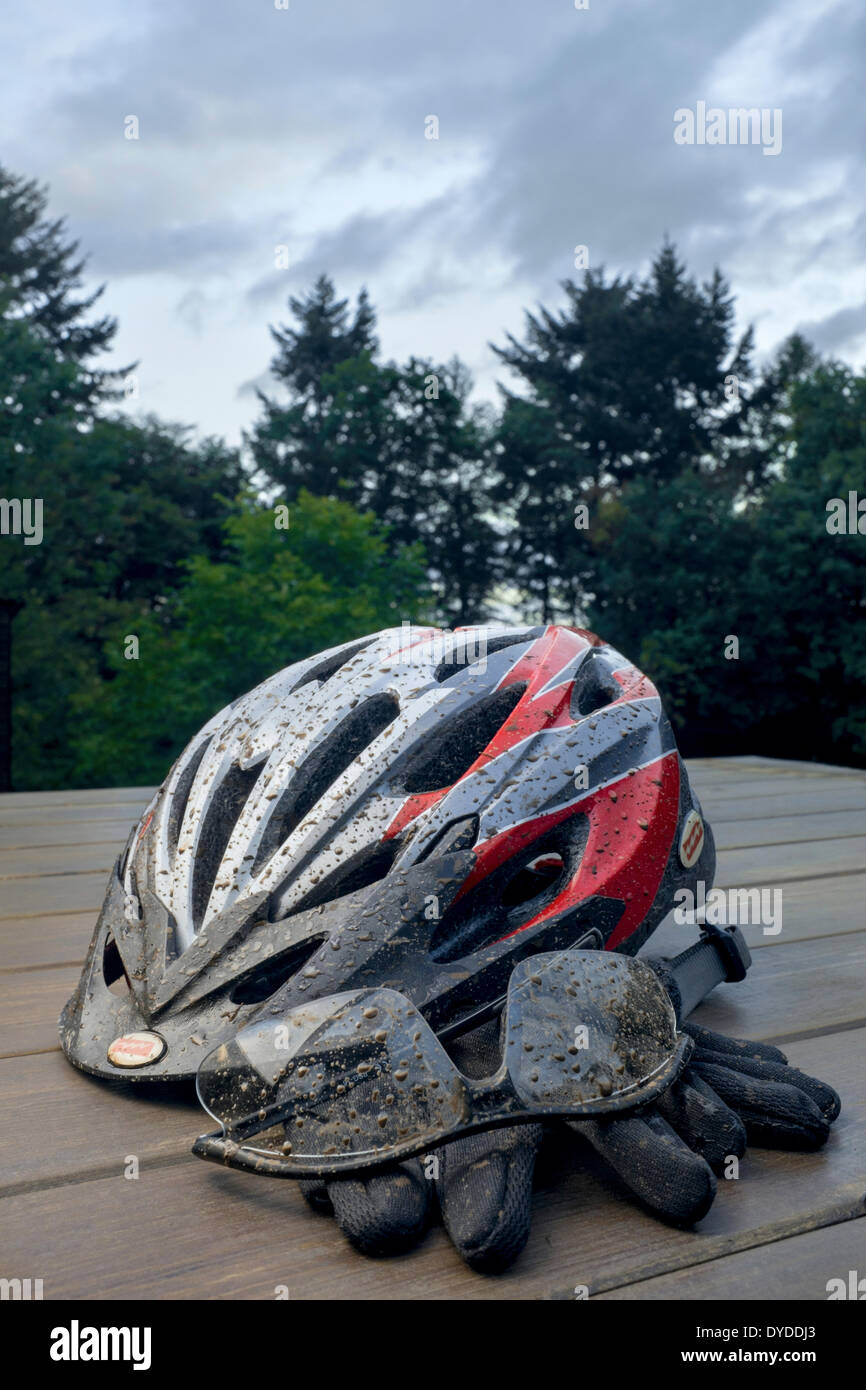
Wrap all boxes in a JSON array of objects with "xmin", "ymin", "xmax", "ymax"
[{"xmin": 60, "ymin": 624, "xmax": 715, "ymax": 1079}]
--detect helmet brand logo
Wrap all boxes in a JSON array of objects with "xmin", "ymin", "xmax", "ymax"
[
  {"xmin": 107, "ymin": 1031, "xmax": 166, "ymax": 1068},
  {"xmin": 679, "ymin": 811, "xmax": 705, "ymax": 868}
]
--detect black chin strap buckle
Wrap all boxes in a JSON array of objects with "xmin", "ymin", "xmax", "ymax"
[
  {"xmin": 659, "ymin": 920, "xmax": 753, "ymax": 1022},
  {"xmin": 700, "ymin": 920, "xmax": 751, "ymax": 983}
]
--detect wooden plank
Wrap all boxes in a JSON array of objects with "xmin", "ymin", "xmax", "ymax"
[
  {"xmin": 692, "ymin": 763, "xmax": 865, "ymax": 782},
  {"xmin": 2, "ymin": 824, "xmax": 863, "ymax": 922},
  {"xmin": 0, "ymin": 787, "xmax": 154, "ymax": 809},
  {"xmin": 706, "ymin": 787, "xmax": 866, "ymax": 821},
  {"xmin": 713, "ymin": 810, "xmax": 866, "ymax": 850},
  {"xmin": 0, "ymin": 804, "xmax": 148, "ymax": 827},
  {"xmin": 593, "ymin": 1219, "xmax": 866, "ymax": 1300},
  {"xmin": 686, "ymin": 761, "xmax": 861, "ymax": 783},
  {"xmin": 3, "ymin": 837, "xmax": 864, "ymax": 920},
  {"xmin": 0, "ymin": 1052, "xmax": 197, "ymax": 1191},
  {"xmin": 0, "ymin": 819, "xmax": 133, "ymax": 850},
  {"xmin": 0, "ymin": 871, "xmax": 107, "ymax": 919},
  {"xmin": 0, "ymin": 779, "xmax": 861, "ymax": 837},
  {"xmin": 691, "ymin": 770, "xmax": 863, "ymax": 790},
  {"xmin": 0, "ymin": 963, "xmax": 78, "ymax": 1057},
  {"xmin": 717, "ymin": 838, "xmax": 866, "ymax": 887},
  {"xmin": 709, "ymin": 791, "xmax": 866, "ymax": 825},
  {"xmin": 2, "ymin": 901, "xmax": 860, "ymax": 1062},
  {"xmin": 691, "ymin": 765, "xmax": 866, "ymax": 785},
  {"xmin": 647, "ymin": 873, "xmax": 866, "ymax": 953},
  {"xmin": 0, "ymin": 912, "xmax": 95, "ymax": 970},
  {"xmin": 0, "ymin": 770, "xmax": 861, "ymax": 1301},
  {"xmin": 0, "ymin": 844, "xmax": 118, "ymax": 877},
  {"xmin": 2, "ymin": 869, "xmax": 857, "ymax": 983},
  {"xmin": 1, "ymin": 870, "xmax": 858, "ymax": 988},
  {"xmin": 643, "ymin": 931, "xmax": 866, "ymax": 1041},
  {"xmin": 1, "ymin": 1031, "xmax": 860, "ymax": 1301}
]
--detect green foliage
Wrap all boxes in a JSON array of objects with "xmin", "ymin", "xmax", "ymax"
[
  {"xmin": 67, "ymin": 492, "xmax": 430, "ymax": 786},
  {"xmin": 3, "ymin": 405, "xmax": 250, "ymax": 788},
  {"xmin": 2, "ymin": 160, "xmax": 864, "ymax": 786},
  {"xmin": 738, "ymin": 365, "xmax": 866, "ymax": 761},
  {"xmin": 247, "ymin": 277, "xmax": 501, "ymax": 623},
  {"xmin": 248, "ymin": 275, "xmax": 379, "ymax": 497},
  {"xmin": 586, "ymin": 471, "xmax": 761, "ymax": 749},
  {"xmin": 586, "ymin": 365, "xmax": 866, "ymax": 763},
  {"xmin": 0, "ymin": 163, "xmax": 125, "ymax": 410},
  {"xmin": 491, "ymin": 244, "xmax": 756, "ymax": 619}
]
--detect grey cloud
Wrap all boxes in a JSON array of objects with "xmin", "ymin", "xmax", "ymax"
[
  {"xmin": 3, "ymin": 0, "xmax": 863, "ymax": 443},
  {"xmin": 796, "ymin": 300, "xmax": 866, "ymax": 356},
  {"xmin": 455, "ymin": 0, "xmax": 865, "ymax": 290},
  {"xmin": 236, "ymin": 368, "xmax": 279, "ymax": 401},
  {"xmin": 245, "ymin": 200, "xmax": 449, "ymax": 307},
  {"xmin": 74, "ymin": 215, "xmax": 259, "ymax": 277}
]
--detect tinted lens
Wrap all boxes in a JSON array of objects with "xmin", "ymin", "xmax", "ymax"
[
  {"xmin": 195, "ymin": 950, "xmax": 686, "ymax": 1179},
  {"xmin": 505, "ymin": 950, "xmax": 681, "ymax": 1108},
  {"xmin": 196, "ymin": 987, "xmax": 471, "ymax": 1171}
]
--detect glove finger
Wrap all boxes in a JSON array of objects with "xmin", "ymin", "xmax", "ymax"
[
  {"xmin": 436, "ymin": 1123, "xmax": 543, "ymax": 1274},
  {"xmin": 693, "ymin": 1060, "xmax": 833, "ymax": 1150},
  {"xmin": 691, "ymin": 1049, "xmax": 841, "ymax": 1123},
  {"xmin": 656, "ymin": 1070, "xmax": 747, "ymax": 1170},
  {"xmin": 573, "ymin": 1109, "xmax": 716, "ymax": 1225},
  {"xmin": 321, "ymin": 1160, "xmax": 432, "ymax": 1257},
  {"xmin": 684, "ymin": 1022, "xmax": 788, "ymax": 1066},
  {"xmin": 298, "ymin": 1176, "xmax": 332, "ymax": 1213}
]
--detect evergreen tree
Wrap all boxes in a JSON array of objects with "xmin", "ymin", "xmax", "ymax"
[
  {"xmin": 248, "ymin": 278, "xmax": 500, "ymax": 622},
  {"xmin": 586, "ymin": 361, "xmax": 866, "ymax": 766},
  {"xmin": 0, "ymin": 164, "xmax": 250, "ymax": 787},
  {"xmin": 0, "ymin": 163, "xmax": 127, "ymax": 412},
  {"xmin": 491, "ymin": 243, "xmax": 755, "ymax": 619},
  {"xmin": 727, "ymin": 332, "xmax": 820, "ymax": 497},
  {"xmin": 246, "ymin": 274, "xmax": 378, "ymax": 497}
]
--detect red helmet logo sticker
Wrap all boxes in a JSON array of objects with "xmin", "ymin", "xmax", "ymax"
[
  {"xmin": 107, "ymin": 1031, "xmax": 166, "ymax": 1068},
  {"xmin": 679, "ymin": 810, "xmax": 705, "ymax": 868}
]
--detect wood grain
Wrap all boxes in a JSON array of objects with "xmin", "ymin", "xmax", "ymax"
[
  {"xmin": 1, "ymin": 1031, "xmax": 861, "ymax": 1301},
  {"xmin": 0, "ymin": 759, "xmax": 861, "ymax": 1300}
]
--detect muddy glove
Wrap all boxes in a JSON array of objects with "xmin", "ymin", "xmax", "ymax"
[
  {"xmin": 293, "ymin": 933, "xmax": 840, "ymax": 1272},
  {"xmin": 297, "ymin": 1014, "xmax": 839, "ymax": 1271}
]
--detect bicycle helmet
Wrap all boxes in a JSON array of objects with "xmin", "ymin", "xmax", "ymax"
[{"xmin": 60, "ymin": 623, "xmax": 715, "ymax": 1080}]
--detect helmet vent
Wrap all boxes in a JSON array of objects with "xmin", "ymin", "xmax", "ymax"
[
  {"xmin": 571, "ymin": 652, "xmax": 622, "ymax": 718},
  {"xmin": 501, "ymin": 852, "xmax": 566, "ymax": 907},
  {"xmin": 228, "ymin": 936, "xmax": 326, "ymax": 1005},
  {"xmin": 429, "ymin": 826, "xmax": 583, "ymax": 962},
  {"xmin": 192, "ymin": 761, "xmax": 265, "ymax": 931},
  {"xmin": 168, "ymin": 735, "xmax": 212, "ymax": 859},
  {"xmin": 292, "ymin": 637, "xmax": 378, "ymax": 692},
  {"xmin": 102, "ymin": 930, "xmax": 132, "ymax": 997},
  {"xmin": 253, "ymin": 692, "xmax": 400, "ymax": 872},
  {"xmin": 280, "ymin": 838, "xmax": 400, "ymax": 917},
  {"xmin": 400, "ymin": 683, "xmax": 526, "ymax": 794},
  {"xmin": 433, "ymin": 631, "xmax": 540, "ymax": 683},
  {"xmin": 416, "ymin": 815, "xmax": 480, "ymax": 861}
]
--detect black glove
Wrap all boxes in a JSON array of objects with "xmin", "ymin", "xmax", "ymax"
[{"xmin": 299, "ymin": 1013, "xmax": 840, "ymax": 1273}]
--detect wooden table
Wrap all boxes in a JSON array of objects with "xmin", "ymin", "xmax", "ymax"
[{"xmin": 2, "ymin": 757, "xmax": 864, "ymax": 1300}]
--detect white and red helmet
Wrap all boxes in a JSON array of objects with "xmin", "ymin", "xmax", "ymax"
[{"xmin": 61, "ymin": 624, "xmax": 714, "ymax": 1078}]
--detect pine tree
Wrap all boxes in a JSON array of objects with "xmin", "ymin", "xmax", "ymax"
[
  {"xmin": 0, "ymin": 163, "xmax": 127, "ymax": 412},
  {"xmin": 247, "ymin": 278, "xmax": 501, "ymax": 622},
  {"xmin": 246, "ymin": 274, "xmax": 378, "ymax": 497},
  {"xmin": 491, "ymin": 242, "xmax": 756, "ymax": 620}
]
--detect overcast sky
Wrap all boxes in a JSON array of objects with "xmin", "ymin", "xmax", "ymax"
[{"xmin": 3, "ymin": 0, "xmax": 864, "ymax": 445}]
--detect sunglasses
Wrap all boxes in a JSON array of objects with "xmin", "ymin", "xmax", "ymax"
[{"xmin": 193, "ymin": 948, "xmax": 690, "ymax": 1179}]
